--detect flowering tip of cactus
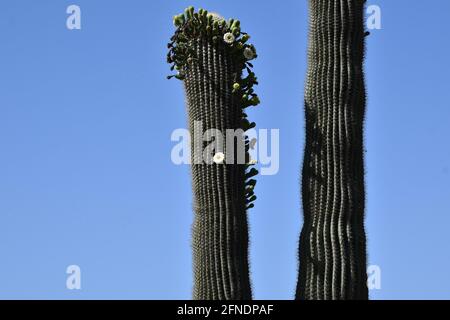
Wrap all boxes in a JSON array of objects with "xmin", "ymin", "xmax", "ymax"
[{"xmin": 167, "ymin": 6, "xmax": 260, "ymax": 123}]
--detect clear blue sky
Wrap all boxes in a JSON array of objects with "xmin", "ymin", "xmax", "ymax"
[{"xmin": 0, "ymin": 0, "xmax": 449, "ymax": 300}]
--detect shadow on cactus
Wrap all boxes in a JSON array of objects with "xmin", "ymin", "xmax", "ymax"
[
  {"xmin": 296, "ymin": 0, "xmax": 369, "ymax": 300},
  {"xmin": 167, "ymin": 7, "xmax": 260, "ymax": 300}
]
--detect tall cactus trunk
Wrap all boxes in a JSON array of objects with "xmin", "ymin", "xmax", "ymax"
[
  {"xmin": 168, "ymin": 7, "xmax": 260, "ymax": 300},
  {"xmin": 185, "ymin": 39, "xmax": 252, "ymax": 300},
  {"xmin": 297, "ymin": 0, "xmax": 369, "ymax": 300}
]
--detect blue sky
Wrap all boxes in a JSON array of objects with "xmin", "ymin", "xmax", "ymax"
[{"xmin": 0, "ymin": 0, "xmax": 449, "ymax": 300}]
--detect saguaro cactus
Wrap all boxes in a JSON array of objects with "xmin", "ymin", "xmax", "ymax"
[
  {"xmin": 167, "ymin": 7, "xmax": 259, "ymax": 300},
  {"xmin": 297, "ymin": 0, "xmax": 369, "ymax": 300}
]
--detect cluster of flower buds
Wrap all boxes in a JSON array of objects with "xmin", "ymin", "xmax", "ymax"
[{"xmin": 167, "ymin": 7, "xmax": 259, "ymax": 90}]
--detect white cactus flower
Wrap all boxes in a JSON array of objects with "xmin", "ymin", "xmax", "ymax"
[
  {"xmin": 213, "ymin": 152, "xmax": 225, "ymax": 164},
  {"xmin": 243, "ymin": 47, "xmax": 255, "ymax": 60},
  {"xmin": 223, "ymin": 32, "xmax": 235, "ymax": 44}
]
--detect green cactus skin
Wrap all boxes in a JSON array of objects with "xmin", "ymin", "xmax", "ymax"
[
  {"xmin": 187, "ymin": 39, "xmax": 252, "ymax": 300},
  {"xmin": 168, "ymin": 8, "xmax": 259, "ymax": 300},
  {"xmin": 297, "ymin": 0, "xmax": 369, "ymax": 300}
]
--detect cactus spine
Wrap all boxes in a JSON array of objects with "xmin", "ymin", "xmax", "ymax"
[
  {"xmin": 168, "ymin": 7, "xmax": 259, "ymax": 300},
  {"xmin": 297, "ymin": 0, "xmax": 369, "ymax": 300}
]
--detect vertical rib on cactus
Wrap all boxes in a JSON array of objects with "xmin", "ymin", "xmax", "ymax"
[
  {"xmin": 297, "ymin": 0, "xmax": 369, "ymax": 300},
  {"xmin": 168, "ymin": 7, "xmax": 259, "ymax": 300},
  {"xmin": 187, "ymin": 39, "xmax": 251, "ymax": 300}
]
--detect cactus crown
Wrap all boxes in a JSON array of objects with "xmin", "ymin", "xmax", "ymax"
[
  {"xmin": 167, "ymin": 7, "xmax": 260, "ymax": 211},
  {"xmin": 167, "ymin": 7, "xmax": 259, "ymax": 108}
]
